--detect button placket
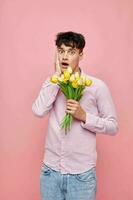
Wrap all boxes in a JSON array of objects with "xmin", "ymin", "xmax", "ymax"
[{"xmin": 60, "ymin": 137, "xmax": 66, "ymax": 173}]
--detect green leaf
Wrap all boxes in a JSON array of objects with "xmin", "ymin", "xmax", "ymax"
[{"xmin": 68, "ymin": 85, "xmax": 73, "ymax": 99}]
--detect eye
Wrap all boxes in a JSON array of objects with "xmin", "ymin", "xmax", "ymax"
[
  {"xmin": 70, "ymin": 51, "xmax": 76, "ymax": 55},
  {"xmin": 58, "ymin": 49, "xmax": 64, "ymax": 54}
]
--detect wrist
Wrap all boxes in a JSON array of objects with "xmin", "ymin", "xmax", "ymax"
[
  {"xmin": 55, "ymin": 70, "xmax": 61, "ymax": 76},
  {"xmin": 81, "ymin": 111, "xmax": 86, "ymax": 123}
]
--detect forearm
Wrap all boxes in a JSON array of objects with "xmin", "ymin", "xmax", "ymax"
[
  {"xmin": 32, "ymin": 77, "xmax": 60, "ymax": 117},
  {"xmin": 81, "ymin": 112, "xmax": 118, "ymax": 135}
]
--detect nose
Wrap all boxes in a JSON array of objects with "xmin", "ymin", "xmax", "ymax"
[{"xmin": 62, "ymin": 51, "xmax": 68, "ymax": 60}]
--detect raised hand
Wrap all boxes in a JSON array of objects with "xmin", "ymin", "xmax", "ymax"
[{"xmin": 54, "ymin": 50, "xmax": 61, "ymax": 75}]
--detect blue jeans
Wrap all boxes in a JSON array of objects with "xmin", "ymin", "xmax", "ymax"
[{"xmin": 40, "ymin": 163, "xmax": 97, "ymax": 200}]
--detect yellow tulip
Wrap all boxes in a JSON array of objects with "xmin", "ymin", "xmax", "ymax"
[
  {"xmin": 72, "ymin": 80, "xmax": 78, "ymax": 88},
  {"xmin": 64, "ymin": 70, "xmax": 70, "ymax": 80},
  {"xmin": 81, "ymin": 76, "xmax": 86, "ymax": 86},
  {"xmin": 75, "ymin": 72, "xmax": 80, "ymax": 80},
  {"xmin": 67, "ymin": 66, "xmax": 73, "ymax": 74},
  {"xmin": 77, "ymin": 78, "xmax": 83, "ymax": 86},
  {"xmin": 61, "ymin": 74, "xmax": 64, "ymax": 79},
  {"xmin": 85, "ymin": 79, "xmax": 92, "ymax": 86},
  {"xmin": 58, "ymin": 76, "xmax": 64, "ymax": 82},
  {"xmin": 69, "ymin": 74, "xmax": 75, "ymax": 82},
  {"xmin": 51, "ymin": 74, "xmax": 58, "ymax": 83},
  {"xmin": 57, "ymin": 74, "xmax": 64, "ymax": 82},
  {"xmin": 63, "ymin": 78, "xmax": 68, "ymax": 84}
]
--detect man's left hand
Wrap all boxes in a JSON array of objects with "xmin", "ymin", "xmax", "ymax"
[{"xmin": 66, "ymin": 99, "xmax": 86, "ymax": 123}]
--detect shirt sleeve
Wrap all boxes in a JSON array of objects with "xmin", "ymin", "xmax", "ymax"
[
  {"xmin": 81, "ymin": 81, "xmax": 119, "ymax": 135},
  {"xmin": 32, "ymin": 76, "xmax": 60, "ymax": 118}
]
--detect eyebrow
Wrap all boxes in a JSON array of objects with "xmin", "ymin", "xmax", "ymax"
[{"xmin": 58, "ymin": 47, "xmax": 76, "ymax": 51}]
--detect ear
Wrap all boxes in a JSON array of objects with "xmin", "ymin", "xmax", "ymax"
[{"xmin": 79, "ymin": 51, "xmax": 83, "ymax": 61}]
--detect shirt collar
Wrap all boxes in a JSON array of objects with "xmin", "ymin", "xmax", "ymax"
[{"xmin": 79, "ymin": 67, "xmax": 85, "ymax": 77}]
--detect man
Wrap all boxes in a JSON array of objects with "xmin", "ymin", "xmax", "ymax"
[{"xmin": 32, "ymin": 31, "xmax": 118, "ymax": 200}]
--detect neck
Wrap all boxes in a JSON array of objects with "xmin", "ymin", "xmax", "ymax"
[{"xmin": 73, "ymin": 66, "xmax": 81, "ymax": 75}]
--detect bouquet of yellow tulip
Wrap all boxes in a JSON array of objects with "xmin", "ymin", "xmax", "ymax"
[{"xmin": 50, "ymin": 67, "xmax": 92, "ymax": 134}]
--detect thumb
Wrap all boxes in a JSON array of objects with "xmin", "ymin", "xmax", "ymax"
[{"xmin": 55, "ymin": 51, "xmax": 61, "ymax": 74}]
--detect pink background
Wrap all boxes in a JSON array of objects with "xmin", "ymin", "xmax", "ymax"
[{"xmin": 1, "ymin": 0, "xmax": 133, "ymax": 200}]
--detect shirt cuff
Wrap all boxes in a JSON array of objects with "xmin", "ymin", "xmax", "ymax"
[
  {"xmin": 42, "ymin": 77, "xmax": 60, "ymax": 90},
  {"xmin": 81, "ymin": 112, "xmax": 97, "ymax": 130}
]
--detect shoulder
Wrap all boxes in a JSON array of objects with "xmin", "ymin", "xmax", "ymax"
[
  {"xmin": 82, "ymin": 72, "xmax": 108, "ymax": 91},
  {"xmin": 82, "ymin": 72, "xmax": 113, "ymax": 101}
]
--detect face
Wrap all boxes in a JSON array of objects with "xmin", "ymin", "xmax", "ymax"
[{"xmin": 57, "ymin": 43, "xmax": 83, "ymax": 73}]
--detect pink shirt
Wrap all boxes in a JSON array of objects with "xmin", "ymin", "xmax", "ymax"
[{"xmin": 32, "ymin": 69, "xmax": 118, "ymax": 174}]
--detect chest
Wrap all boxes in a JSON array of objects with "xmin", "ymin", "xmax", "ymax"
[{"xmin": 54, "ymin": 88, "xmax": 98, "ymax": 114}]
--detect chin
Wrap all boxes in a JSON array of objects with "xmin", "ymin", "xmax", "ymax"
[{"xmin": 61, "ymin": 68, "xmax": 67, "ymax": 72}]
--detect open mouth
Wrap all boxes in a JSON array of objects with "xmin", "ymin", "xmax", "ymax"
[{"xmin": 61, "ymin": 62, "xmax": 69, "ymax": 67}]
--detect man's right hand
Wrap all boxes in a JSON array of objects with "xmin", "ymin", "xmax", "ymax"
[{"xmin": 54, "ymin": 50, "xmax": 61, "ymax": 75}]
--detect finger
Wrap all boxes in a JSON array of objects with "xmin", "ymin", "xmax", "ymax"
[
  {"xmin": 66, "ymin": 110, "xmax": 74, "ymax": 114},
  {"xmin": 67, "ymin": 102, "xmax": 78, "ymax": 106},
  {"xmin": 66, "ymin": 106, "xmax": 76, "ymax": 110},
  {"xmin": 55, "ymin": 53, "xmax": 59, "ymax": 67},
  {"xmin": 55, "ymin": 50, "xmax": 61, "ymax": 74},
  {"xmin": 67, "ymin": 104, "xmax": 78, "ymax": 110},
  {"xmin": 54, "ymin": 51, "xmax": 57, "ymax": 70},
  {"xmin": 67, "ymin": 99, "xmax": 78, "ymax": 104},
  {"xmin": 54, "ymin": 50, "xmax": 57, "ymax": 63}
]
